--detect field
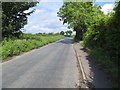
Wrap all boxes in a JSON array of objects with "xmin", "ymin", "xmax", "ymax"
[{"xmin": 0, "ymin": 34, "xmax": 64, "ymax": 61}]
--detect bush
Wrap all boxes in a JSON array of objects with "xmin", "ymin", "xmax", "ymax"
[{"xmin": 83, "ymin": 12, "xmax": 119, "ymax": 88}]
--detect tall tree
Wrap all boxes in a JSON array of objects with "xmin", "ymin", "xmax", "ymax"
[
  {"xmin": 57, "ymin": 1, "xmax": 103, "ymax": 40},
  {"xmin": 2, "ymin": 2, "xmax": 38, "ymax": 37}
]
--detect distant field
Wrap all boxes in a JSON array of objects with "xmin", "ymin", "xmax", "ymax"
[{"xmin": 0, "ymin": 34, "xmax": 64, "ymax": 61}]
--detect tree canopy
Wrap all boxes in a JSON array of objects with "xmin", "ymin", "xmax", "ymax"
[
  {"xmin": 2, "ymin": 2, "xmax": 38, "ymax": 38},
  {"xmin": 60, "ymin": 31, "xmax": 65, "ymax": 35},
  {"xmin": 57, "ymin": 2, "xmax": 103, "ymax": 40}
]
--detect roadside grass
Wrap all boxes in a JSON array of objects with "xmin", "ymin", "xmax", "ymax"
[
  {"xmin": 1, "ymin": 34, "xmax": 64, "ymax": 61},
  {"xmin": 79, "ymin": 41, "xmax": 118, "ymax": 88}
]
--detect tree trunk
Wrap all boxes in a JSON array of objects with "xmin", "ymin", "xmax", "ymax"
[{"xmin": 74, "ymin": 29, "xmax": 83, "ymax": 41}]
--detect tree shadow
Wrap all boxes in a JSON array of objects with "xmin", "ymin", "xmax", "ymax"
[
  {"xmin": 79, "ymin": 47, "xmax": 112, "ymax": 88},
  {"xmin": 80, "ymin": 47, "xmax": 86, "ymax": 52},
  {"xmin": 57, "ymin": 37, "xmax": 75, "ymax": 44}
]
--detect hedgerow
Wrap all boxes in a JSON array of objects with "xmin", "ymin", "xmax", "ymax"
[{"xmin": 58, "ymin": 1, "xmax": 120, "ymax": 88}]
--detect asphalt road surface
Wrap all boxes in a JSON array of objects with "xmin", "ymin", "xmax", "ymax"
[{"xmin": 2, "ymin": 37, "xmax": 79, "ymax": 88}]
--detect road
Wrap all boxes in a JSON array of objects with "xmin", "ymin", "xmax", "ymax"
[{"xmin": 2, "ymin": 37, "xmax": 79, "ymax": 88}]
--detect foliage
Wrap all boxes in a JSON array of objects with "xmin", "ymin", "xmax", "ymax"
[
  {"xmin": 82, "ymin": 2, "xmax": 120, "ymax": 88},
  {"xmin": 57, "ymin": 1, "xmax": 103, "ymax": 40},
  {"xmin": 79, "ymin": 41, "xmax": 85, "ymax": 47},
  {"xmin": 58, "ymin": 1, "xmax": 120, "ymax": 88},
  {"xmin": 60, "ymin": 31, "xmax": 64, "ymax": 35},
  {"xmin": 65, "ymin": 30, "xmax": 72, "ymax": 35},
  {"xmin": 60, "ymin": 30, "xmax": 73, "ymax": 36},
  {"xmin": 1, "ymin": 34, "xmax": 64, "ymax": 61},
  {"xmin": 2, "ymin": 2, "xmax": 38, "ymax": 38},
  {"xmin": 84, "ymin": 15, "xmax": 108, "ymax": 48}
]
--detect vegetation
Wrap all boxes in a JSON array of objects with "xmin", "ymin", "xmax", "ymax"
[
  {"xmin": 65, "ymin": 30, "xmax": 73, "ymax": 36},
  {"xmin": 60, "ymin": 30, "xmax": 73, "ymax": 37},
  {"xmin": 1, "ymin": 1, "xmax": 119, "ymax": 88},
  {"xmin": 1, "ymin": 34, "xmax": 64, "ymax": 61},
  {"xmin": 58, "ymin": 1, "xmax": 119, "ymax": 88},
  {"xmin": 57, "ymin": 1, "xmax": 102, "ymax": 41},
  {"xmin": 60, "ymin": 31, "xmax": 65, "ymax": 35},
  {"xmin": 1, "ymin": 2, "xmax": 64, "ymax": 61},
  {"xmin": 2, "ymin": 2, "xmax": 38, "ymax": 38}
]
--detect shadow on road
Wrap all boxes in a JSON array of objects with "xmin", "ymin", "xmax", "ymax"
[
  {"xmin": 57, "ymin": 37, "xmax": 75, "ymax": 44},
  {"xmin": 80, "ymin": 48, "xmax": 86, "ymax": 52},
  {"xmin": 79, "ymin": 47, "xmax": 112, "ymax": 88}
]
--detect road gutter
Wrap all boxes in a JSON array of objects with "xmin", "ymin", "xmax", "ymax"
[{"xmin": 73, "ymin": 43, "xmax": 88, "ymax": 88}]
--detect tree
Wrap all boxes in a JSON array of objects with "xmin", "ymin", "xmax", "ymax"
[
  {"xmin": 67, "ymin": 30, "xmax": 72, "ymax": 35},
  {"xmin": 2, "ymin": 2, "xmax": 38, "ymax": 38},
  {"xmin": 57, "ymin": 1, "xmax": 103, "ymax": 40},
  {"xmin": 58, "ymin": 1, "xmax": 119, "ymax": 87},
  {"xmin": 65, "ymin": 30, "xmax": 72, "ymax": 36},
  {"xmin": 65, "ymin": 31, "xmax": 68, "ymax": 35},
  {"xmin": 60, "ymin": 31, "xmax": 64, "ymax": 35},
  {"xmin": 84, "ymin": 2, "xmax": 120, "ymax": 87}
]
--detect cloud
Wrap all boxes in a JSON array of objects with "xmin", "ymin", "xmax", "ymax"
[
  {"xmin": 33, "ymin": 9, "xmax": 44, "ymax": 14},
  {"xmin": 40, "ymin": 0, "xmax": 63, "ymax": 2},
  {"xmin": 95, "ymin": 0, "xmax": 114, "ymax": 2},
  {"xmin": 23, "ymin": 2, "xmax": 71, "ymax": 34},
  {"xmin": 24, "ymin": 8, "xmax": 35, "ymax": 13},
  {"xmin": 24, "ymin": 2, "xmax": 115, "ymax": 35},
  {"xmin": 24, "ymin": 25, "xmax": 70, "ymax": 34},
  {"xmin": 101, "ymin": 4, "xmax": 114, "ymax": 15}
]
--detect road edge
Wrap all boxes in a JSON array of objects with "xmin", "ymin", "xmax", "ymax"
[
  {"xmin": 73, "ymin": 43, "xmax": 88, "ymax": 88},
  {"xmin": 2, "ymin": 38, "xmax": 64, "ymax": 64}
]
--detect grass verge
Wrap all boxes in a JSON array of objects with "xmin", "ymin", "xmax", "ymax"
[{"xmin": 1, "ymin": 34, "xmax": 64, "ymax": 61}]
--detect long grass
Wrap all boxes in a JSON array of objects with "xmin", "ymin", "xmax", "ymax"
[{"xmin": 1, "ymin": 34, "xmax": 64, "ymax": 61}]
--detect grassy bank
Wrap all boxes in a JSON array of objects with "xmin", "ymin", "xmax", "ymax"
[
  {"xmin": 1, "ymin": 34, "xmax": 64, "ymax": 61},
  {"xmin": 79, "ymin": 41, "xmax": 118, "ymax": 88}
]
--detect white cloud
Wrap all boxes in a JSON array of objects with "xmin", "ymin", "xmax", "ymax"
[
  {"xmin": 33, "ymin": 9, "xmax": 44, "ymax": 14},
  {"xmin": 95, "ymin": 0, "xmax": 114, "ymax": 2},
  {"xmin": 24, "ymin": 25, "xmax": 70, "ymax": 34},
  {"xmin": 40, "ymin": 0, "xmax": 63, "ymax": 2},
  {"xmin": 23, "ymin": 2, "xmax": 71, "ymax": 34},
  {"xmin": 29, "ymin": 25, "xmax": 40, "ymax": 30},
  {"xmin": 24, "ymin": 8, "xmax": 35, "ymax": 13},
  {"xmin": 101, "ymin": 4, "xmax": 114, "ymax": 15}
]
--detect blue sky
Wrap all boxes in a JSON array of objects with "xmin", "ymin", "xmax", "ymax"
[{"xmin": 23, "ymin": 0, "xmax": 115, "ymax": 34}]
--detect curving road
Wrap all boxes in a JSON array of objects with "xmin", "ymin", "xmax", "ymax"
[{"xmin": 2, "ymin": 37, "xmax": 79, "ymax": 88}]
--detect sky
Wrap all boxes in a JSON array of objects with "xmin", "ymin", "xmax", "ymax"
[{"xmin": 23, "ymin": 0, "xmax": 115, "ymax": 34}]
